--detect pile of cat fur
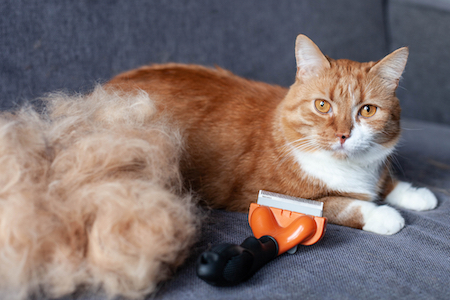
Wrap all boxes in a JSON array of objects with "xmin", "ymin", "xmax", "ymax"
[{"xmin": 0, "ymin": 86, "xmax": 200, "ymax": 299}]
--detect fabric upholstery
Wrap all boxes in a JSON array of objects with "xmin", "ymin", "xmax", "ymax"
[
  {"xmin": 1, "ymin": 0, "xmax": 386, "ymax": 110},
  {"xmin": 388, "ymin": 0, "xmax": 450, "ymax": 124}
]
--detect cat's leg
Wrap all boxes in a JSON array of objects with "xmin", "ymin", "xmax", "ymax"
[
  {"xmin": 384, "ymin": 181, "xmax": 437, "ymax": 211},
  {"xmin": 321, "ymin": 197, "xmax": 405, "ymax": 235}
]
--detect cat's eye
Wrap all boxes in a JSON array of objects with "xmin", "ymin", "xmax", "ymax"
[
  {"xmin": 359, "ymin": 105, "xmax": 377, "ymax": 118},
  {"xmin": 314, "ymin": 99, "xmax": 331, "ymax": 114}
]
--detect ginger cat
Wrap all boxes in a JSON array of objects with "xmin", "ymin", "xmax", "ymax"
[{"xmin": 108, "ymin": 34, "xmax": 437, "ymax": 235}]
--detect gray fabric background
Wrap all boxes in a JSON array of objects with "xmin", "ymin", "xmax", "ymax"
[
  {"xmin": 3, "ymin": 1, "xmax": 450, "ymax": 125},
  {"xmin": 0, "ymin": 0, "xmax": 388, "ymax": 110},
  {"xmin": 389, "ymin": 0, "xmax": 450, "ymax": 124},
  {"xmin": 1, "ymin": 1, "xmax": 450, "ymax": 299}
]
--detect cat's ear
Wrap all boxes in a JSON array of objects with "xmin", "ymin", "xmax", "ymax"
[
  {"xmin": 369, "ymin": 47, "xmax": 409, "ymax": 90},
  {"xmin": 295, "ymin": 34, "xmax": 330, "ymax": 82}
]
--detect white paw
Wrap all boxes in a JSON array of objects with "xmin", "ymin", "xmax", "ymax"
[
  {"xmin": 362, "ymin": 205, "xmax": 405, "ymax": 235},
  {"xmin": 385, "ymin": 181, "xmax": 437, "ymax": 211}
]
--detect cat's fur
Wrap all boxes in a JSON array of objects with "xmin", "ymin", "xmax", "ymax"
[
  {"xmin": 108, "ymin": 35, "xmax": 437, "ymax": 235},
  {"xmin": 0, "ymin": 34, "xmax": 437, "ymax": 299},
  {"xmin": 0, "ymin": 87, "xmax": 199, "ymax": 299}
]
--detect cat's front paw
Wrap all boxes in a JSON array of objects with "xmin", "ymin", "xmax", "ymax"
[
  {"xmin": 385, "ymin": 181, "xmax": 438, "ymax": 211},
  {"xmin": 362, "ymin": 205, "xmax": 405, "ymax": 235}
]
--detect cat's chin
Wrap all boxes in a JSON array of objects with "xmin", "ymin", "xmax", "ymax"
[
  {"xmin": 330, "ymin": 144, "xmax": 356, "ymax": 160},
  {"xmin": 331, "ymin": 149, "xmax": 363, "ymax": 161},
  {"xmin": 331, "ymin": 144, "xmax": 394, "ymax": 166},
  {"xmin": 332, "ymin": 150, "xmax": 350, "ymax": 160}
]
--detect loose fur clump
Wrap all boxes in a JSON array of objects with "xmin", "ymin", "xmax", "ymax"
[{"xmin": 0, "ymin": 86, "xmax": 199, "ymax": 299}]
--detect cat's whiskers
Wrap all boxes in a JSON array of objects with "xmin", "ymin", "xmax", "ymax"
[
  {"xmin": 279, "ymin": 137, "xmax": 312, "ymax": 152},
  {"xmin": 388, "ymin": 152, "xmax": 405, "ymax": 178},
  {"xmin": 382, "ymin": 158, "xmax": 397, "ymax": 186},
  {"xmin": 289, "ymin": 139, "xmax": 326, "ymax": 156},
  {"xmin": 291, "ymin": 135, "xmax": 325, "ymax": 151},
  {"xmin": 294, "ymin": 142, "xmax": 318, "ymax": 153},
  {"xmin": 277, "ymin": 137, "xmax": 321, "ymax": 160}
]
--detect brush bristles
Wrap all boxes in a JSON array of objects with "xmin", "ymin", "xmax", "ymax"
[{"xmin": 257, "ymin": 190, "xmax": 323, "ymax": 217}]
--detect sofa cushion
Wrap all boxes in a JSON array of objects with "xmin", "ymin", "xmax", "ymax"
[{"xmin": 388, "ymin": 0, "xmax": 450, "ymax": 125}]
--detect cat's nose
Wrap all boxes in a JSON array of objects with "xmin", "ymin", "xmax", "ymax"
[{"xmin": 336, "ymin": 133, "xmax": 350, "ymax": 145}]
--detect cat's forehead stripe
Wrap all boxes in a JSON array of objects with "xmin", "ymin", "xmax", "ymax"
[{"xmin": 328, "ymin": 71, "xmax": 370, "ymax": 107}]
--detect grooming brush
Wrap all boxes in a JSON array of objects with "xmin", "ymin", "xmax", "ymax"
[{"xmin": 196, "ymin": 190, "xmax": 327, "ymax": 286}]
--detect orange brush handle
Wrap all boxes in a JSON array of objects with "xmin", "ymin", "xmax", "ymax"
[
  {"xmin": 249, "ymin": 203, "xmax": 326, "ymax": 255},
  {"xmin": 196, "ymin": 202, "xmax": 326, "ymax": 286}
]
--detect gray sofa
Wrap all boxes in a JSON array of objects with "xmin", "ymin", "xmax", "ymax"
[{"xmin": 1, "ymin": 1, "xmax": 450, "ymax": 299}]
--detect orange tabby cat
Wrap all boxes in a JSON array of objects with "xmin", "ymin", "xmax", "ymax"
[{"xmin": 107, "ymin": 34, "xmax": 437, "ymax": 235}]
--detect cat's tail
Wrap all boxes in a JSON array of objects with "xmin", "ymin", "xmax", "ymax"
[{"xmin": 0, "ymin": 86, "xmax": 200, "ymax": 299}]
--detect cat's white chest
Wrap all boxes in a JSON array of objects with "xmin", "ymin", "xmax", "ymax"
[{"xmin": 293, "ymin": 149, "xmax": 382, "ymax": 199}]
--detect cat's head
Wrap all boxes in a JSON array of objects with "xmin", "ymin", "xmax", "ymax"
[{"xmin": 279, "ymin": 34, "xmax": 408, "ymax": 164}]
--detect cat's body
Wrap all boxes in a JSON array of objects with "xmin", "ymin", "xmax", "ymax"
[
  {"xmin": 108, "ymin": 64, "xmax": 392, "ymax": 213},
  {"xmin": 108, "ymin": 35, "xmax": 437, "ymax": 235}
]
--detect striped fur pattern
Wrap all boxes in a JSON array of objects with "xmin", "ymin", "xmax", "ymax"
[{"xmin": 108, "ymin": 34, "xmax": 437, "ymax": 235}]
